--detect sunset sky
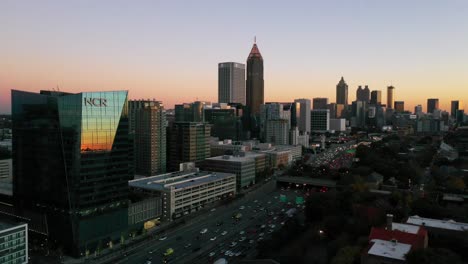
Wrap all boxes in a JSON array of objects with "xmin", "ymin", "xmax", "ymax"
[{"xmin": 1, "ymin": 0, "xmax": 467, "ymax": 114}]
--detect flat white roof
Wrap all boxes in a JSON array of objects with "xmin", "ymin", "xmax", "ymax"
[
  {"xmin": 392, "ymin": 223, "xmax": 420, "ymax": 234},
  {"xmin": 368, "ymin": 239, "xmax": 411, "ymax": 261},
  {"xmin": 407, "ymin": 216, "xmax": 468, "ymax": 232}
]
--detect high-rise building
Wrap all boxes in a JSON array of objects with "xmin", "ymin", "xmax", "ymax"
[
  {"xmin": 168, "ymin": 122, "xmax": 211, "ymax": 171},
  {"xmin": 294, "ymin": 99, "xmax": 311, "ymax": 134},
  {"xmin": 451, "ymin": 100, "xmax": 460, "ymax": 118},
  {"xmin": 336, "ymin": 77, "xmax": 348, "ymax": 107},
  {"xmin": 131, "ymin": 100, "xmax": 167, "ymax": 176},
  {"xmin": 310, "ymin": 109, "xmax": 330, "ymax": 132},
  {"xmin": 175, "ymin": 101, "xmax": 210, "ymax": 122},
  {"xmin": 204, "ymin": 107, "xmax": 243, "ymax": 140},
  {"xmin": 370, "ymin": 90, "xmax": 382, "ymax": 105},
  {"xmin": 218, "ymin": 62, "xmax": 246, "ymax": 104},
  {"xmin": 356, "ymin": 85, "xmax": 370, "ymax": 103},
  {"xmin": 260, "ymin": 103, "xmax": 290, "ymax": 145},
  {"xmin": 415, "ymin": 105, "xmax": 423, "ymax": 116},
  {"xmin": 387, "ymin": 86, "xmax": 395, "ymax": 109},
  {"xmin": 394, "ymin": 101, "xmax": 405, "ymax": 113},
  {"xmin": 313, "ymin": 98, "xmax": 329, "ymax": 110},
  {"xmin": 427, "ymin": 98, "xmax": 439, "ymax": 114},
  {"xmin": 12, "ymin": 90, "xmax": 131, "ymax": 256},
  {"xmin": 246, "ymin": 40, "xmax": 264, "ymax": 116}
]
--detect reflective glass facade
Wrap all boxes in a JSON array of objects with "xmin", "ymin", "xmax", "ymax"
[{"xmin": 12, "ymin": 90, "xmax": 131, "ymax": 257}]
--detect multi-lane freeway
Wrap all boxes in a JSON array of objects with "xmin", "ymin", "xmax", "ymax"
[{"xmin": 115, "ymin": 187, "xmax": 301, "ymax": 264}]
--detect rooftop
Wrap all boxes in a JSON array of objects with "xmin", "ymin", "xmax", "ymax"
[
  {"xmin": 367, "ymin": 239, "xmax": 411, "ymax": 260},
  {"xmin": 406, "ymin": 215, "xmax": 468, "ymax": 232},
  {"xmin": 207, "ymin": 152, "xmax": 265, "ymax": 162},
  {"xmin": 392, "ymin": 223, "xmax": 421, "ymax": 234},
  {"xmin": 129, "ymin": 170, "xmax": 235, "ymax": 191}
]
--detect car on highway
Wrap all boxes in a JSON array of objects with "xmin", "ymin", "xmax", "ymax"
[
  {"xmin": 235, "ymin": 252, "xmax": 242, "ymax": 257},
  {"xmin": 249, "ymin": 239, "xmax": 254, "ymax": 244},
  {"xmin": 221, "ymin": 231, "xmax": 228, "ymax": 236},
  {"xmin": 210, "ymin": 236, "xmax": 217, "ymax": 241},
  {"xmin": 184, "ymin": 243, "xmax": 191, "ymax": 248},
  {"xmin": 239, "ymin": 230, "xmax": 245, "ymax": 235},
  {"xmin": 216, "ymin": 221, "xmax": 224, "ymax": 226},
  {"xmin": 163, "ymin": 248, "xmax": 174, "ymax": 256},
  {"xmin": 239, "ymin": 237, "xmax": 246, "ymax": 242},
  {"xmin": 200, "ymin": 228, "xmax": 208, "ymax": 234},
  {"xmin": 230, "ymin": 242, "xmax": 237, "ymax": 247},
  {"xmin": 209, "ymin": 252, "xmax": 216, "ymax": 257},
  {"xmin": 159, "ymin": 236, "xmax": 167, "ymax": 241},
  {"xmin": 239, "ymin": 206, "xmax": 245, "ymax": 210},
  {"xmin": 259, "ymin": 232, "xmax": 264, "ymax": 237}
]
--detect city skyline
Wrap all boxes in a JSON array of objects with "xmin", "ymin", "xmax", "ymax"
[{"xmin": 1, "ymin": 1, "xmax": 468, "ymax": 113}]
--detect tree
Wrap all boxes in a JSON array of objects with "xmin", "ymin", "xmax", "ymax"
[
  {"xmin": 406, "ymin": 248, "xmax": 463, "ymax": 264},
  {"xmin": 330, "ymin": 246, "xmax": 361, "ymax": 264},
  {"xmin": 447, "ymin": 176, "xmax": 466, "ymax": 192}
]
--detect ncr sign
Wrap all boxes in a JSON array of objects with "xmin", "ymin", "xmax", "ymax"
[{"xmin": 84, "ymin": 97, "xmax": 108, "ymax": 107}]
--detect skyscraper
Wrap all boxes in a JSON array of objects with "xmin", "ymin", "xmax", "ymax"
[
  {"xmin": 12, "ymin": 90, "xmax": 131, "ymax": 256},
  {"xmin": 356, "ymin": 85, "xmax": 370, "ymax": 103},
  {"xmin": 294, "ymin": 99, "xmax": 311, "ymax": 134},
  {"xmin": 131, "ymin": 100, "xmax": 167, "ymax": 175},
  {"xmin": 246, "ymin": 40, "xmax": 264, "ymax": 116},
  {"xmin": 370, "ymin": 90, "xmax": 382, "ymax": 105},
  {"xmin": 394, "ymin": 101, "xmax": 405, "ymax": 113},
  {"xmin": 313, "ymin": 98, "xmax": 329, "ymax": 110},
  {"xmin": 451, "ymin": 100, "xmax": 460, "ymax": 118},
  {"xmin": 168, "ymin": 122, "xmax": 211, "ymax": 171},
  {"xmin": 387, "ymin": 86, "xmax": 395, "ymax": 109},
  {"xmin": 427, "ymin": 98, "xmax": 439, "ymax": 114},
  {"xmin": 336, "ymin": 77, "xmax": 348, "ymax": 107},
  {"xmin": 218, "ymin": 62, "xmax": 246, "ymax": 104}
]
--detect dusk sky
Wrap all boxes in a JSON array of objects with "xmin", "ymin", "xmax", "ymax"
[{"xmin": 1, "ymin": 0, "xmax": 467, "ymax": 114}]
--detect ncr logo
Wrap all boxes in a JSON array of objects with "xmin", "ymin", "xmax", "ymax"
[{"xmin": 84, "ymin": 97, "xmax": 108, "ymax": 107}]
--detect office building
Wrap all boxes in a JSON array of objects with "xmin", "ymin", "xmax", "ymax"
[
  {"xmin": 204, "ymin": 107, "xmax": 243, "ymax": 140},
  {"xmin": 313, "ymin": 98, "xmax": 329, "ymax": 110},
  {"xmin": 129, "ymin": 169, "xmax": 236, "ymax": 221},
  {"xmin": 246, "ymin": 40, "xmax": 264, "ymax": 116},
  {"xmin": 336, "ymin": 77, "xmax": 348, "ymax": 107},
  {"xmin": 293, "ymin": 99, "xmax": 311, "ymax": 134},
  {"xmin": 0, "ymin": 222, "xmax": 28, "ymax": 264},
  {"xmin": 168, "ymin": 122, "xmax": 211, "ymax": 170},
  {"xmin": 427, "ymin": 98, "xmax": 439, "ymax": 114},
  {"xmin": 310, "ymin": 109, "xmax": 330, "ymax": 132},
  {"xmin": 330, "ymin": 118, "xmax": 346, "ymax": 132},
  {"xmin": 356, "ymin": 85, "xmax": 370, "ymax": 103},
  {"xmin": 218, "ymin": 62, "xmax": 246, "ymax": 104},
  {"xmin": 456, "ymin": 109, "xmax": 465, "ymax": 124},
  {"xmin": 131, "ymin": 100, "xmax": 167, "ymax": 175},
  {"xmin": 370, "ymin": 90, "xmax": 382, "ymax": 105},
  {"xmin": 414, "ymin": 105, "xmax": 423, "ymax": 116},
  {"xmin": 351, "ymin": 101, "xmax": 368, "ymax": 128},
  {"xmin": 210, "ymin": 139, "xmax": 249, "ymax": 157},
  {"xmin": 394, "ymin": 101, "xmax": 405, "ymax": 113},
  {"xmin": 387, "ymin": 86, "xmax": 395, "ymax": 109},
  {"xmin": 451, "ymin": 100, "xmax": 460, "ymax": 118},
  {"xmin": 174, "ymin": 101, "xmax": 210, "ymax": 122},
  {"xmin": 12, "ymin": 90, "xmax": 132, "ymax": 256},
  {"xmin": 203, "ymin": 152, "xmax": 266, "ymax": 191},
  {"xmin": 264, "ymin": 119, "xmax": 289, "ymax": 145}
]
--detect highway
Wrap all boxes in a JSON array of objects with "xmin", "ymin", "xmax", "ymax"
[{"xmin": 115, "ymin": 185, "xmax": 300, "ymax": 264}]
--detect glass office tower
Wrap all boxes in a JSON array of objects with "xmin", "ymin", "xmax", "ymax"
[{"xmin": 12, "ymin": 90, "xmax": 131, "ymax": 257}]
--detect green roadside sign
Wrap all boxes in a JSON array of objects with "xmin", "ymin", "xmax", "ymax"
[
  {"xmin": 295, "ymin": 196, "xmax": 304, "ymax": 205},
  {"xmin": 280, "ymin": 194, "xmax": 287, "ymax": 202}
]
